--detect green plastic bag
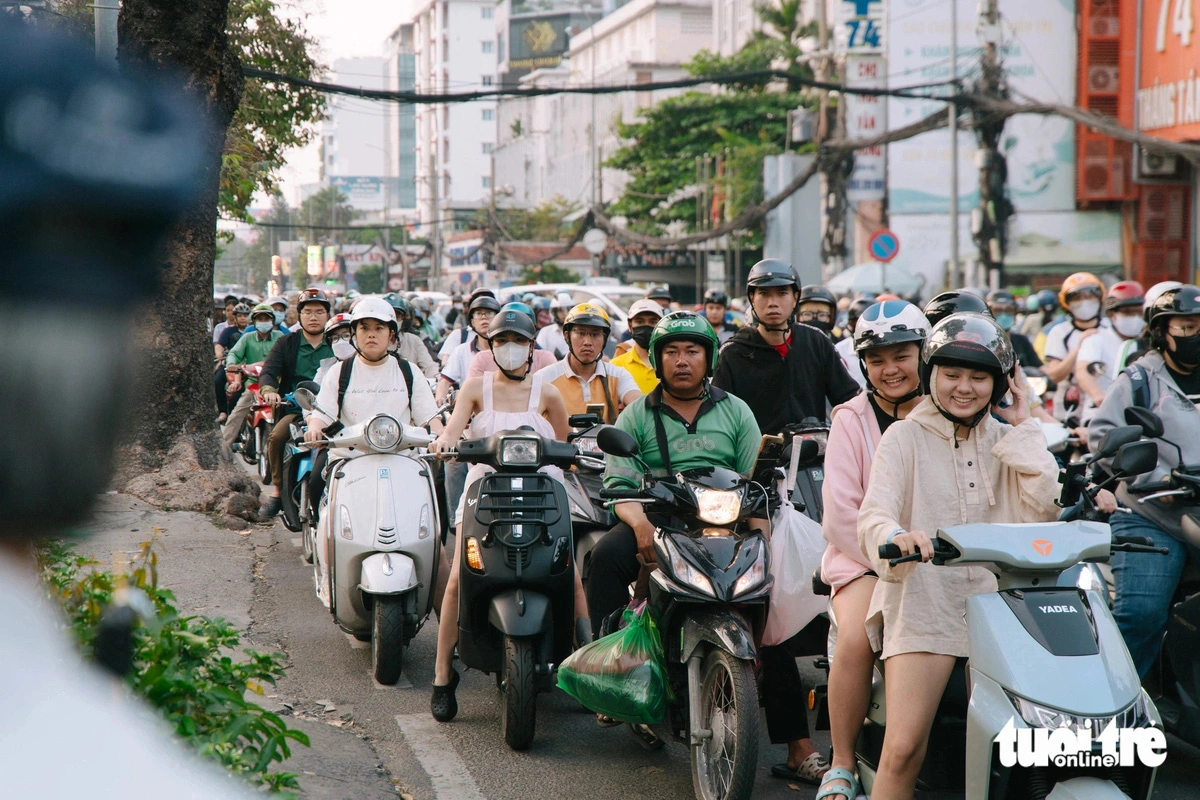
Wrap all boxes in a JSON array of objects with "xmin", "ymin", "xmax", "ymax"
[{"xmin": 556, "ymin": 605, "xmax": 668, "ymax": 725}]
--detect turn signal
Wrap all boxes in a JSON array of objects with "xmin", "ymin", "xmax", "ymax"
[{"xmin": 465, "ymin": 537, "xmax": 484, "ymax": 571}]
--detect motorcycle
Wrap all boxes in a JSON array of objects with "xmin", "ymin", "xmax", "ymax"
[
  {"xmin": 447, "ymin": 428, "xmax": 582, "ymax": 750},
  {"xmin": 595, "ymin": 425, "xmax": 777, "ymax": 800},
  {"xmin": 293, "ymin": 387, "xmax": 442, "ymax": 685},
  {"xmin": 564, "ymin": 413, "xmax": 615, "ymax": 586},
  {"xmin": 780, "ymin": 418, "xmax": 829, "ymax": 523},
  {"xmin": 278, "ymin": 382, "xmax": 320, "ymax": 562},
  {"xmin": 230, "ymin": 362, "xmax": 275, "ymax": 480},
  {"xmin": 852, "ymin": 428, "xmax": 1166, "ymax": 799}
]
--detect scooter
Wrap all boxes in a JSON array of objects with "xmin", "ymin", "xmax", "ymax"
[
  {"xmin": 595, "ymin": 425, "xmax": 780, "ymax": 800},
  {"xmin": 278, "ymin": 383, "xmax": 319, "ymax": 562},
  {"xmin": 293, "ymin": 387, "xmax": 442, "ymax": 685},
  {"xmin": 231, "ymin": 362, "xmax": 274, "ymax": 479},
  {"xmin": 854, "ymin": 429, "xmax": 1166, "ymax": 799},
  {"xmin": 448, "ymin": 428, "xmax": 582, "ymax": 750},
  {"xmin": 780, "ymin": 418, "xmax": 829, "ymax": 523},
  {"xmin": 564, "ymin": 412, "xmax": 615, "ymax": 586}
]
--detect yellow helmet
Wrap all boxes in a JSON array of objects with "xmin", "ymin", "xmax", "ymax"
[{"xmin": 562, "ymin": 302, "xmax": 611, "ymax": 333}]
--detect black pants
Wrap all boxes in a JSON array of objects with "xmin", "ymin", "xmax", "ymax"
[
  {"xmin": 214, "ymin": 368, "xmax": 230, "ymax": 414},
  {"xmin": 585, "ymin": 520, "xmax": 811, "ymax": 745},
  {"xmin": 308, "ymin": 448, "xmax": 330, "ymax": 517}
]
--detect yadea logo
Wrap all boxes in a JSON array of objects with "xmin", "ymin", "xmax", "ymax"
[
  {"xmin": 1032, "ymin": 539, "xmax": 1052, "ymax": 556},
  {"xmin": 996, "ymin": 718, "xmax": 1167, "ymax": 769}
]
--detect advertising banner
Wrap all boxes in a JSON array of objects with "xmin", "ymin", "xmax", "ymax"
[
  {"xmin": 846, "ymin": 54, "xmax": 887, "ymax": 200},
  {"xmin": 1137, "ymin": 0, "xmax": 1200, "ymax": 141}
]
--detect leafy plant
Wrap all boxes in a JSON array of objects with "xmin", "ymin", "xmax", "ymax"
[
  {"xmin": 519, "ymin": 262, "xmax": 578, "ymax": 283},
  {"xmin": 353, "ymin": 263, "xmax": 385, "ymax": 294},
  {"xmin": 38, "ymin": 539, "xmax": 310, "ymax": 795}
]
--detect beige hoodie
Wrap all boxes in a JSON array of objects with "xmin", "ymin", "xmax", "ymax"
[{"xmin": 857, "ymin": 399, "xmax": 1060, "ymax": 659}]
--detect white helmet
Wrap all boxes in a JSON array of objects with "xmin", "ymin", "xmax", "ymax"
[
  {"xmin": 854, "ymin": 300, "xmax": 930, "ymax": 353},
  {"xmin": 551, "ymin": 292, "xmax": 574, "ymax": 310},
  {"xmin": 627, "ymin": 298, "xmax": 665, "ymax": 321},
  {"xmin": 350, "ymin": 296, "xmax": 398, "ymax": 331},
  {"xmin": 1144, "ymin": 281, "xmax": 1184, "ymax": 323}
]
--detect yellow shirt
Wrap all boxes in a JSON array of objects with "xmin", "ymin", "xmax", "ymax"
[{"xmin": 610, "ymin": 346, "xmax": 658, "ymax": 394}]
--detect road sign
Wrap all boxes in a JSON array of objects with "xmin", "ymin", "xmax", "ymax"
[{"xmin": 868, "ymin": 229, "xmax": 900, "ymax": 262}]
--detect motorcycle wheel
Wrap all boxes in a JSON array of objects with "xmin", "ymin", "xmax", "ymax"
[
  {"xmin": 371, "ymin": 596, "xmax": 406, "ymax": 685},
  {"xmin": 239, "ymin": 422, "xmax": 257, "ymax": 465},
  {"xmin": 299, "ymin": 483, "xmax": 314, "ymax": 564},
  {"xmin": 691, "ymin": 649, "xmax": 759, "ymax": 800},
  {"xmin": 501, "ymin": 636, "xmax": 537, "ymax": 750},
  {"xmin": 256, "ymin": 425, "xmax": 270, "ymax": 482}
]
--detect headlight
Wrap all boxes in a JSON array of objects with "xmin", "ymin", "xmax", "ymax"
[
  {"xmin": 366, "ymin": 415, "xmax": 402, "ymax": 450},
  {"xmin": 500, "ymin": 436, "xmax": 539, "ymax": 466},
  {"xmin": 662, "ymin": 534, "xmax": 715, "ymax": 597},
  {"xmin": 1075, "ymin": 564, "xmax": 1106, "ymax": 594},
  {"xmin": 692, "ymin": 484, "xmax": 744, "ymax": 525},
  {"xmin": 1005, "ymin": 690, "xmax": 1153, "ymax": 736},
  {"xmin": 732, "ymin": 541, "xmax": 767, "ymax": 596}
]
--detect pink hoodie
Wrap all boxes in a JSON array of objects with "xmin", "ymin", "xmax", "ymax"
[{"xmin": 819, "ymin": 392, "xmax": 881, "ymax": 592}]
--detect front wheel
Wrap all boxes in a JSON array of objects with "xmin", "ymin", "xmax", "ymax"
[
  {"xmin": 501, "ymin": 636, "xmax": 537, "ymax": 750},
  {"xmin": 238, "ymin": 421, "xmax": 257, "ymax": 465},
  {"xmin": 371, "ymin": 596, "xmax": 406, "ymax": 684},
  {"xmin": 300, "ymin": 483, "xmax": 314, "ymax": 563},
  {"xmin": 256, "ymin": 425, "xmax": 270, "ymax": 482},
  {"xmin": 691, "ymin": 649, "xmax": 759, "ymax": 800}
]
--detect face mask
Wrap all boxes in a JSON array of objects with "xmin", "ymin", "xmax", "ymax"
[
  {"xmin": 494, "ymin": 342, "xmax": 530, "ymax": 371},
  {"xmin": 254, "ymin": 320, "xmax": 273, "ymax": 334},
  {"xmin": 1069, "ymin": 299, "xmax": 1100, "ymax": 321},
  {"xmin": 1113, "ymin": 315, "xmax": 1145, "ymax": 339},
  {"xmin": 274, "ymin": 311, "xmax": 286, "ymax": 325},
  {"xmin": 630, "ymin": 325, "xmax": 654, "ymax": 349},
  {"xmin": 332, "ymin": 339, "xmax": 356, "ymax": 360},
  {"xmin": 1170, "ymin": 332, "xmax": 1200, "ymax": 367},
  {"xmin": 995, "ymin": 313, "xmax": 1015, "ymax": 331}
]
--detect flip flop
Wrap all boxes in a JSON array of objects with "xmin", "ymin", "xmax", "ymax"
[
  {"xmin": 816, "ymin": 766, "xmax": 861, "ymax": 799},
  {"xmin": 770, "ymin": 752, "xmax": 830, "ymax": 785}
]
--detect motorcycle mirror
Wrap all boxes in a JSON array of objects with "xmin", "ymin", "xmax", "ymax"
[
  {"xmin": 293, "ymin": 387, "xmax": 317, "ymax": 412},
  {"xmin": 1124, "ymin": 406, "xmax": 1165, "ymax": 439},
  {"xmin": 568, "ymin": 413, "xmax": 602, "ymax": 429},
  {"xmin": 1111, "ymin": 440, "xmax": 1159, "ymax": 478},
  {"xmin": 1093, "ymin": 425, "xmax": 1141, "ymax": 459},
  {"xmin": 795, "ymin": 437, "xmax": 819, "ymax": 466},
  {"xmin": 297, "ymin": 380, "xmax": 321, "ymax": 395},
  {"xmin": 596, "ymin": 425, "xmax": 639, "ymax": 458}
]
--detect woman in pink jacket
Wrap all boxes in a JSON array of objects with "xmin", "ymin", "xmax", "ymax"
[{"xmin": 816, "ymin": 301, "xmax": 931, "ymax": 800}]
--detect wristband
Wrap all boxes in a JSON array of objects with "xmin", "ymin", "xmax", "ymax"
[{"xmin": 886, "ymin": 528, "xmax": 906, "ymax": 544}]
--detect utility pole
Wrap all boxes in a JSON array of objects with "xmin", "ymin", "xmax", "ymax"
[
  {"xmin": 431, "ymin": 152, "xmax": 442, "ymax": 292},
  {"xmin": 94, "ymin": 0, "xmax": 118, "ymax": 65},
  {"xmin": 947, "ymin": 0, "xmax": 960, "ymax": 290},
  {"xmin": 973, "ymin": 0, "xmax": 1011, "ymax": 290}
]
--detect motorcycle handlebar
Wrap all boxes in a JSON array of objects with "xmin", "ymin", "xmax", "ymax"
[
  {"xmin": 599, "ymin": 488, "xmax": 644, "ymax": 500},
  {"xmin": 878, "ymin": 540, "xmax": 955, "ymax": 567}
]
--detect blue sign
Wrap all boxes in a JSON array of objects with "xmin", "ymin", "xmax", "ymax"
[{"xmin": 868, "ymin": 229, "xmax": 900, "ymax": 263}]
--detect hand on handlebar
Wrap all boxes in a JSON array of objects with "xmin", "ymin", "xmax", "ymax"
[
  {"xmin": 1094, "ymin": 488, "xmax": 1119, "ymax": 514},
  {"xmin": 428, "ymin": 435, "xmax": 453, "ymax": 456},
  {"xmin": 890, "ymin": 530, "xmax": 934, "ymax": 563},
  {"xmin": 304, "ymin": 425, "xmax": 326, "ymax": 445}
]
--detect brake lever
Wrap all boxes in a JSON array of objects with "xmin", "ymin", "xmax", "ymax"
[
  {"xmin": 1139, "ymin": 489, "xmax": 1191, "ymax": 503},
  {"xmin": 1110, "ymin": 543, "xmax": 1171, "ymax": 555}
]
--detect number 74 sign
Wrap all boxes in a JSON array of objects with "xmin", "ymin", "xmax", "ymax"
[
  {"xmin": 839, "ymin": 0, "xmax": 885, "ymax": 52},
  {"xmin": 1157, "ymin": 0, "xmax": 1194, "ymax": 50}
]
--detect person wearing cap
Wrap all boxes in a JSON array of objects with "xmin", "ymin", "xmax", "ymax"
[
  {"xmin": 645, "ymin": 284, "xmax": 672, "ymax": 309},
  {"xmin": 265, "ymin": 295, "xmax": 291, "ymax": 332},
  {"xmin": 1074, "ymin": 281, "xmax": 1146, "ymax": 415},
  {"xmin": 537, "ymin": 292, "xmax": 573, "ymax": 358},
  {"xmin": 538, "ymin": 303, "xmax": 641, "ymax": 424},
  {"xmin": 436, "ymin": 294, "xmax": 502, "ymax": 405},
  {"xmin": 438, "ymin": 288, "xmax": 495, "ymax": 364},
  {"xmin": 702, "ymin": 288, "xmax": 739, "ymax": 344},
  {"xmin": 384, "ymin": 295, "xmax": 439, "ymax": 379},
  {"xmin": 221, "ymin": 303, "xmax": 285, "ymax": 454},
  {"xmin": 610, "ymin": 299, "xmax": 664, "ymax": 393},
  {"xmin": 257, "ymin": 288, "xmax": 333, "ymax": 518}
]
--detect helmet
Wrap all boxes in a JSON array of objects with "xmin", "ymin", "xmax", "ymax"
[
  {"xmin": 626, "ymin": 298, "xmax": 665, "ymax": 322},
  {"xmin": 409, "ymin": 296, "xmax": 429, "ymax": 323},
  {"xmin": 551, "ymin": 292, "xmax": 574, "ymax": 311},
  {"xmin": 296, "ymin": 287, "xmax": 330, "ymax": 313},
  {"xmin": 1058, "ymin": 272, "xmax": 1105, "ymax": 309},
  {"xmin": 468, "ymin": 294, "xmax": 502, "ymax": 315},
  {"xmin": 985, "ymin": 289, "xmax": 1016, "ymax": 308},
  {"xmin": 645, "ymin": 285, "xmax": 672, "ymax": 302},
  {"xmin": 521, "ymin": 292, "xmax": 536, "ymax": 304},
  {"xmin": 1144, "ymin": 280, "xmax": 1184, "ymax": 322},
  {"xmin": 502, "ymin": 301, "xmax": 536, "ymax": 326},
  {"xmin": 922, "ymin": 291, "xmax": 992, "ymax": 328},
  {"xmin": 1025, "ymin": 294, "xmax": 1041, "ymax": 313},
  {"xmin": 563, "ymin": 302, "xmax": 611, "ymax": 334},
  {"xmin": 266, "ymin": 295, "xmax": 288, "ymax": 308},
  {"xmin": 530, "ymin": 296, "xmax": 552, "ymax": 312},
  {"xmin": 854, "ymin": 301, "xmax": 930, "ymax": 354},
  {"xmin": 846, "ymin": 296, "xmax": 876, "ymax": 330},
  {"xmin": 345, "ymin": 289, "xmax": 362, "ymax": 302},
  {"xmin": 249, "ymin": 302, "xmax": 275, "ymax": 321},
  {"xmin": 876, "ymin": 293, "xmax": 902, "ymax": 302},
  {"xmin": 919, "ymin": 313, "xmax": 1015, "ymax": 408},
  {"xmin": 324, "ymin": 313, "xmax": 352, "ymax": 337},
  {"xmin": 648, "ymin": 311, "xmax": 721, "ymax": 377},
  {"xmin": 452, "ymin": 293, "xmax": 463, "ymax": 302},
  {"xmin": 1036, "ymin": 289, "xmax": 1059, "ymax": 310},
  {"xmin": 703, "ymin": 288, "xmax": 729, "ymax": 307},
  {"xmin": 1147, "ymin": 285, "xmax": 1200, "ymax": 349},
  {"xmin": 233, "ymin": 302, "xmax": 252, "ymax": 315},
  {"xmin": 1103, "ymin": 280, "xmax": 1145, "ymax": 312},
  {"xmin": 745, "ymin": 258, "xmax": 800, "ymax": 292},
  {"xmin": 350, "ymin": 296, "xmax": 398, "ymax": 331},
  {"xmin": 488, "ymin": 304, "xmax": 537, "ymax": 341},
  {"xmin": 799, "ymin": 285, "xmax": 837, "ymax": 311}
]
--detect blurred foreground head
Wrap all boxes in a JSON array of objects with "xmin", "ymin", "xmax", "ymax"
[{"xmin": 0, "ymin": 20, "xmax": 207, "ymax": 535}]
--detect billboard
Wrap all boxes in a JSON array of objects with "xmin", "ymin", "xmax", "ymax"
[
  {"xmin": 1137, "ymin": 0, "xmax": 1200, "ymax": 141},
  {"xmin": 504, "ymin": 1, "xmax": 603, "ymax": 82},
  {"xmin": 330, "ymin": 176, "xmax": 385, "ymax": 212}
]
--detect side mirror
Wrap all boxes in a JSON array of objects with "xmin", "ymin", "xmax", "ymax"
[
  {"xmin": 795, "ymin": 437, "xmax": 820, "ymax": 466},
  {"xmin": 596, "ymin": 425, "xmax": 639, "ymax": 458},
  {"xmin": 1125, "ymin": 406, "xmax": 1165, "ymax": 439},
  {"xmin": 294, "ymin": 387, "xmax": 317, "ymax": 412},
  {"xmin": 1093, "ymin": 425, "xmax": 1142, "ymax": 459},
  {"xmin": 1111, "ymin": 440, "xmax": 1159, "ymax": 479},
  {"xmin": 568, "ymin": 413, "xmax": 602, "ymax": 430},
  {"xmin": 297, "ymin": 380, "xmax": 321, "ymax": 395}
]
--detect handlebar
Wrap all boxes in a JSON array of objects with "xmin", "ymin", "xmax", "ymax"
[
  {"xmin": 599, "ymin": 488, "xmax": 644, "ymax": 500},
  {"xmin": 878, "ymin": 540, "xmax": 957, "ymax": 568}
]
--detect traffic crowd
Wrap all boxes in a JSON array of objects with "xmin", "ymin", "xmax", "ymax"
[{"xmin": 212, "ymin": 266, "xmax": 1200, "ymax": 800}]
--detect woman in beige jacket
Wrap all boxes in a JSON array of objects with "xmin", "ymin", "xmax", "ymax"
[{"xmin": 856, "ymin": 313, "xmax": 1061, "ymax": 799}]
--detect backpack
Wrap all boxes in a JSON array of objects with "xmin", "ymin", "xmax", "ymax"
[
  {"xmin": 1122, "ymin": 363, "xmax": 1151, "ymax": 410},
  {"xmin": 336, "ymin": 353, "xmax": 415, "ymax": 420}
]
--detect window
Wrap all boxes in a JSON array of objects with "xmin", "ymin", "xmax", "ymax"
[
  {"xmin": 482, "ymin": 108, "xmax": 494, "ymax": 121},
  {"xmin": 482, "ymin": 176, "xmax": 492, "ymax": 189},
  {"xmin": 482, "ymin": 40, "xmax": 494, "ymax": 53},
  {"xmin": 481, "ymin": 74, "xmax": 494, "ymax": 87},
  {"xmin": 482, "ymin": 142, "xmax": 494, "ymax": 154},
  {"xmin": 482, "ymin": 5, "xmax": 493, "ymax": 18}
]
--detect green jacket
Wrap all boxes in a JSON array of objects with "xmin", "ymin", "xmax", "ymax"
[
  {"xmin": 225, "ymin": 329, "xmax": 282, "ymax": 368},
  {"xmin": 604, "ymin": 385, "xmax": 761, "ymax": 491}
]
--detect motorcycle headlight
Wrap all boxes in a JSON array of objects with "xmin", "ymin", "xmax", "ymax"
[
  {"xmin": 1005, "ymin": 690, "xmax": 1154, "ymax": 736},
  {"xmin": 366, "ymin": 415, "xmax": 402, "ymax": 450},
  {"xmin": 662, "ymin": 534, "xmax": 715, "ymax": 597},
  {"xmin": 1075, "ymin": 564, "xmax": 1106, "ymax": 594},
  {"xmin": 692, "ymin": 484, "xmax": 744, "ymax": 525},
  {"xmin": 499, "ymin": 436, "xmax": 540, "ymax": 466},
  {"xmin": 732, "ymin": 540, "xmax": 767, "ymax": 597}
]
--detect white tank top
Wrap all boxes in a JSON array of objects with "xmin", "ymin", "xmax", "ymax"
[{"xmin": 467, "ymin": 370, "xmax": 556, "ymax": 440}]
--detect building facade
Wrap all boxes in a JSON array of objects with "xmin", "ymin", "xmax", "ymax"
[{"xmin": 384, "ymin": 24, "xmax": 419, "ymax": 213}]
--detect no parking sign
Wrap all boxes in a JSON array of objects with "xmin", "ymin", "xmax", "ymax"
[{"xmin": 868, "ymin": 229, "xmax": 900, "ymax": 263}]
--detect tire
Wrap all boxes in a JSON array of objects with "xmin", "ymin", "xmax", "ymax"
[
  {"xmin": 239, "ymin": 421, "xmax": 257, "ymax": 465},
  {"xmin": 256, "ymin": 425, "xmax": 270, "ymax": 482},
  {"xmin": 371, "ymin": 596, "xmax": 406, "ymax": 685},
  {"xmin": 501, "ymin": 636, "xmax": 537, "ymax": 750},
  {"xmin": 300, "ymin": 483, "xmax": 314, "ymax": 564},
  {"xmin": 691, "ymin": 649, "xmax": 759, "ymax": 800}
]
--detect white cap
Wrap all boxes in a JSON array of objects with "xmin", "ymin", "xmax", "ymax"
[
  {"xmin": 627, "ymin": 298, "xmax": 665, "ymax": 321},
  {"xmin": 350, "ymin": 297, "xmax": 397, "ymax": 328}
]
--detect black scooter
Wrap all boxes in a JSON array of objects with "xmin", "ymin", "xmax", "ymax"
[
  {"xmin": 450, "ymin": 428, "xmax": 582, "ymax": 750},
  {"xmin": 564, "ymin": 413, "xmax": 615, "ymax": 585}
]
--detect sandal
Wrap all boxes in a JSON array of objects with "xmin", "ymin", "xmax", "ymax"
[
  {"xmin": 816, "ymin": 766, "xmax": 861, "ymax": 799},
  {"xmin": 770, "ymin": 752, "xmax": 830, "ymax": 785},
  {"xmin": 430, "ymin": 668, "xmax": 460, "ymax": 722}
]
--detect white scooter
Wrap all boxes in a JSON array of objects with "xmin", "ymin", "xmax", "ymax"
[{"xmin": 294, "ymin": 388, "xmax": 443, "ymax": 685}]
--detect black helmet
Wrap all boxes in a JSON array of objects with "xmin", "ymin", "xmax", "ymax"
[
  {"xmin": 745, "ymin": 258, "xmax": 800, "ymax": 292},
  {"xmin": 799, "ymin": 285, "xmax": 837, "ymax": 311},
  {"xmin": 985, "ymin": 289, "xmax": 1016, "ymax": 308},
  {"xmin": 646, "ymin": 285, "xmax": 672, "ymax": 302},
  {"xmin": 296, "ymin": 287, "xmax": 331, "ymax": 313},
  {"xmin": 846, "ymin": 296, "xmax": 875, "ymax": 330},
  {"xmin": 1147, "ymin": 285, "xmax": 1200, "ymax": 350},
  {"xmin": 703, "ymin": 288, "xmax": 729, "ymax": 307},
  {"xmin": 919, "ymin": 313, "xmax": 1015, "ymax": 412},
  {"xmin": 468, "ymin": 294, "xmax": 502, "ymax": 315},
  {"xmin": 487, "ymin": 305, "xmax": 537, "ymax": 341},
  {"xmin": 923, "ymin": 290, "xmax": 992, "ymax": 328}
]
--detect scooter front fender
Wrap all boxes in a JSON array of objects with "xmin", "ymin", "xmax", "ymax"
[
  {"xmin": 359, "ymin": 552, "xmax": 419, "ymax": 596},
  {"xmin": 681, "ymin": 609, "xmax": 756, "ymax": 663},
  {"xmin": 487, "ymin": 589, "xmax": 551, "ymax": 638},
  {"xmin": 1044, "ymin": 777, "xmax": 1139, "ymax": 799}
]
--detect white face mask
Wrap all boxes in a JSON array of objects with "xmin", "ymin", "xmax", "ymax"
[
  {"xmin": 1069, "ymin": 299, "xmax": 1100, "ymax": 321},
  {"xmin": 332, "ymin": 339, "xmax": 356, "ymax": 361},
  {"xmin": 1113, "ymin": 315, "xmax": 1145, "ymax": 339},
  {"xmin": 493, "ymin": 342, "xmax": 530, "ymax": 371}
]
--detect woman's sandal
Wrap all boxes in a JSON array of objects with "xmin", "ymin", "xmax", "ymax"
[
  {"xmin": 815, "ymin": 766, "xmax": 861, "ymax": 799},
  {"xmin": 770, "ymin": 751, "xmax": 830, "ymax": 784},
  {"xmin": 430, "ymin": 668, "xmax": 460, "ymax": 722}
]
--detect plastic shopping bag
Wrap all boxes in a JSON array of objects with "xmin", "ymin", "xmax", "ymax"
[
  {"xmin": 556, "ymin": 604, "xmax": 669, "ymax": 724},
  {"xmin": 761, "ymin": 499, "xmax": 829, "ymax": 646}
]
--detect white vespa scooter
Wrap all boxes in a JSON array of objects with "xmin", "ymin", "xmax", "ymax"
[{"xmin": 294, "ymin": 387, "xmax": 442, "ymax": 685}]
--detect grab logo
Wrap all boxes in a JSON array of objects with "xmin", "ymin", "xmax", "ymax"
[
  {"xmin": 672, "ymin": 436, "xmax": 717, "ymax": 453},
  {"xmin": 1032, "ymin": 539, "xmax": 1053, "ymax": 556}
]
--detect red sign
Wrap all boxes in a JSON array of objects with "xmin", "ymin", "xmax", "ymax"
[{"xmin": 1138, "ymin": 0, "xmax": 1200, "ymax": 141}]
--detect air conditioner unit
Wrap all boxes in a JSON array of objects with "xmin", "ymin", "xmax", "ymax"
[
  {"xmin": 1089, "ymin": 16, "xmax": 1119, "ymax": 37},
  {"xmin": 1087, "ymin": 65, "xmax": 1119, "ymax": 94},
  {"xmin": 1140, "ymin": 147, "xmax": 1180, "ymax": 178}
]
